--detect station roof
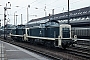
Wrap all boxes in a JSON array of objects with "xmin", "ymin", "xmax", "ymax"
[{"xmin": 28, "ymin": 6, "xmax": 90, "ymax": 23}]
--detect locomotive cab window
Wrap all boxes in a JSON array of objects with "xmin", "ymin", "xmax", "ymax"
[{"xmin": 62, "ymin": 27, "xmax": 70, "ymax": 38}]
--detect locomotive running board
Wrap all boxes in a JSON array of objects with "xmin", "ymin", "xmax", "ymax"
[{"xmin": 27, "ymin": 36, "xmax": 57, "ymax": 41}]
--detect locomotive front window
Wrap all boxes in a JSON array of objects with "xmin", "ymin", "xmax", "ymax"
[{"xmin": 62, "ymin": 27, "xmax": 70, "ymax": 38}]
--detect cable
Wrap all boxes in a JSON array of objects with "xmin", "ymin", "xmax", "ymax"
[
  {"xmin": 30, "ymin": 0, "xmax": 58, "ymax": 10},
  {"xmin": 12, "ymin": 0, "xmax": 39, "ymax": 13},
  {"xmin": 11, "ymin": 0, "xmax": 86, "ymax": 20},
  {"xmin": 12, "ymin": 0, "xmax": 59, "ymax": 15},
  {"xmin": 30, "ymin": 0, "xmax": 85, "ymax": 19},
  {"xmin": 47, "ymin": 0, "xmax": 84, "ymax": 11},
  {"xmin": 34, "ymin": 0, "xmax": 83, "ymax": 15},
  {"xmin": 30, "ymin": 0, "xmax": 46, "ymax": 6},
  {"xmin": 30, "ymin": 0, "xmax": 38, "ymax": 4},
  {"xmin": 46, "ymin": 0, "xmax": 59, "ymax": 6},
  {"xmin": 30, "ymin": 0, "xmax": 83, "ymax": 13}
]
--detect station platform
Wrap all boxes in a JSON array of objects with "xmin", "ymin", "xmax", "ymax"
[{"xmin": 0, "ymin": 40, "xmax": 49, "ymax": 60}]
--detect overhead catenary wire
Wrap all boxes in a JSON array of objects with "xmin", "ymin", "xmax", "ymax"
[
  {"xmin": 12, "ymin": 0, "xmax": 83, "ymax": 17},
  {"xmin": 30, "ymin": 0, "xmax": 38, "ymax": 4},
  {"xmin": 30, "ymin": 0, "xmax": 84, "ymax": 16},
  {"xmin": 31, "ymin": 0, "xmax": 82, "ymax": 11},
  {"xmin": 44, "ymin": 0, "xmax": 83, "ymax": 12},
  {"xmin": 9, "ymin": 0, "xmax": 87, "ymax": 24},
  {"xmin": 12, "ymin": 0, "xmax": 39, "ymax": 13},
  {"xmin": 53, "ymin": 0, "xmax": 83, "ymax": 11}
]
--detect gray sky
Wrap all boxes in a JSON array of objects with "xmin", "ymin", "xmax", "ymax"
[{"xmin": 0, "ymin": 0, "xmax": 90, "ymax": 26}]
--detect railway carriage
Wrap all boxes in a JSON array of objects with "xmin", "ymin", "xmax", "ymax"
[{"xmin": 72, "ymin": 27, "xmax": 90, "ymax": 39}]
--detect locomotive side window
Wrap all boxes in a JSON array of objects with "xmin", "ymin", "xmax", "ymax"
[
  {"xmin": 62, "ymin": 27, "xmax": 70, "ymax": 38},
  {"xmin": 23, "ymin": 29, "xmax": 25, "ymax": 34},
  {"xmin": 12, "ymin": 29, "xmax": 16, "ymax": 34},
  {"xmin": 27, "ymin": 29, "xmax": 29, "ymax": 35}
]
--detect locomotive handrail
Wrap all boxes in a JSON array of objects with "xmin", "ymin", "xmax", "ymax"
[
  {"xmin": 77, "ymin": 39, "xmax": 90, "ymax": 42},
  {"xmin": 10, "ymin": 34, "xmax": 23, "ymax": 37}
]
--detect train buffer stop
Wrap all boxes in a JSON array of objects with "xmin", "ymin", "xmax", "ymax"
[{"xmin": 0, "ymin": 40, "xmax": 49, "ymax": 60}]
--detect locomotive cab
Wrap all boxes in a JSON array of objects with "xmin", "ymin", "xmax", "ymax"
[
  {"xmin": 55, "ymin": 24, "xmax": 73, "ymax": 48},
  {"xmin": 23, "ymin": 28, "xmax": 29, "ymax": 41}
]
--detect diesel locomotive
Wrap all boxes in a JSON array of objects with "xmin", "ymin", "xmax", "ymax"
[{"xmin": 10, "ymin": 20, "xmax": 74, "ymax": 49}]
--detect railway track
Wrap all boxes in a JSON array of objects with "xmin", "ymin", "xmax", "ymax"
[
  {"xmin": 67, "ymin": 47, "xmax": 90, "ymax": 59},
  {"xmin": 66, "ymin": 39, "xmax": 90, "ymax": 59},
  {"xmin": 0, "ymin": 37, "xmax": 68, "ymax": 60},
  {"xmin": 0, "ymin": 37, "xmax": 90, "ymax": 60},
  {"xmin": 71, "ymin": 39, "xmax": 90, "ymax": 59}
]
